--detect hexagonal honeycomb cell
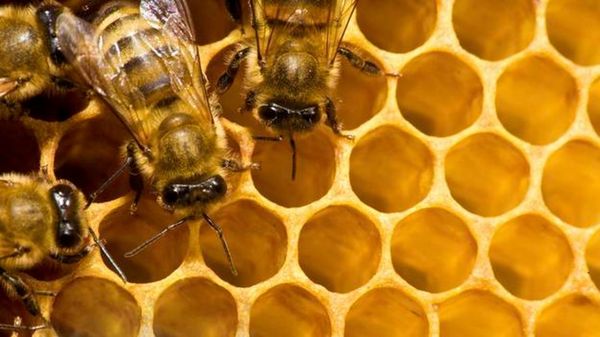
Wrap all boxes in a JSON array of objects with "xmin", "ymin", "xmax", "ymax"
[{"xmin": 1, "ymin": 0, "xmax": 599, "ymax": 336}]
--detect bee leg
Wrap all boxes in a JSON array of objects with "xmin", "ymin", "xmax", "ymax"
[
  {"xmin": 0, "ymin": 322, "xmax": 47, "ymax": 332},
  {"xmin": 217, "ymin": 47, "xmax": 251, "ymax": 94},
  {"xmin": 33, "ymin": 290, "xmax": 56, "ymax": 297},
  {"xmin": 0, "ymin": 267, "xmax": 41, "ymax": 317},
  {"xmin": 222, "ymin": 159, "xmax": 260, "ymax": 172},
  {"xmin": 128, "ymin": 147, "xmax": 144, "ymax": 215},
  {"xmin": 86, "ymin": 158, "xmax": 132, "ymax": 208},
  {"xmin": 124, "ymin": 216, "xmax": 193, "ymax": 258},
  {"xmin": 253, "ymin": 134, "xmax": 284, "ymax": 142},
  {"xmin": 325, "ymin": 97, "xmax": 354, "ymax": 140},
  {"xmin": 202, "ymin": 213, "xmax": 238, "ymax": 276},
  {"xmin": 85, "ymin": 155, "xmax": 133, "ymax": 209},
  {"xmin": 242, "ymin": 90, "xmax": 256, "ymax": 113},
  {"xmin": 337, "ymin": 47, "xmax": 384, "ymax": 76}
]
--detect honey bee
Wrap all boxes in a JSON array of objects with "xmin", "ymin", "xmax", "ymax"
[
  {"xmin": 0, "ymin": 1, "xmax": 82, "ymax": 120},
  {"xmin": 219, "ymin": 0, "xmax": 387, "ymax": 179},
  {"xmin": 0, "ymin": 172, "xmax": 125, "ymax": 332},
  {"xmin": 56, "ymin": 0, "xmax": 252, "ymax": 274}
]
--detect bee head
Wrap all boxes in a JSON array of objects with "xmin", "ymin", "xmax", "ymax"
[
  {"xmin": 49, "ymin": 183, "xmax": 84, "ymax": 249},
  {"xmin": 258, "ymin": 102, "xmax": 321, "ymax": 132},
  {"xmin": 162, "ymin": 175, "xmax": 227, "ymax": 208}
]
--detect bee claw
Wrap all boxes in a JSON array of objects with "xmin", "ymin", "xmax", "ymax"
[
  {"xmin": 129, "ymin": 203, "xmax": 138, "ymax": 216},
  {"xmin": 385, "ymin": 71, "xmax": 402, "ymax": 78}
]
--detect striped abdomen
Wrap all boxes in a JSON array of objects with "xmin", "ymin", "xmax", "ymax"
[{"xmin": 93, "ymin": 2, "xmax": 193, "ymax": 131}]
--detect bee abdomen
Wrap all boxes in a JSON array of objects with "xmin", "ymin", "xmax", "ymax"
[
  {"xmin": 95, "ymin": 6, "xmax": 185, "ymax": 109},
  {"xmin": 94, "ymin": 1, "xmax": 134, "ymax": 24}
]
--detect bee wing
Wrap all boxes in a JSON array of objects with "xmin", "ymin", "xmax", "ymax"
[
  {"xmin": 56, "ymin": 11, "xmax": 152, "ymax": 147},
  {"xmin": 250, "ymin": 0, "xmax": 356, "ymax": 66},
  {"xmin": 250, "ymin": 0, "xmax": 323, "ymax": 62},
  {"xmin": 0, "ymin": 78, "xmax": 19, "ymax": 98},
  {"xmin": 325, "ymin": 0, "xmax": 357, "ymax": 66},
  {"xmin": 140, "ymin": 0, "xmax": 215, "ymax": 124}
]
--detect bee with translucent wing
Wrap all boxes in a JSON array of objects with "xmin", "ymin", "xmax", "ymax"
[
  {"xmin": 56, "ymin": 0, "xmax": 254, "ymax": 275},
  {"xmin": 0, "ymin": 172, "xmax": 125, "ymax": 332},
  {"xmin": 219, "ymin": 0, "xmax": 390, "ymax": 179}
]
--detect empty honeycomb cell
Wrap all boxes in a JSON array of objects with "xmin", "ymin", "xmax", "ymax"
[
  {"xmin": 396, "ymin": 52, "xmax": 483, "ymax": 137},
  {"xmin": 199, "ymin": 199, "xmax": 287, "ymax": 287},
  {"xmin": 54, "ymin": 113, "xmax": 130, "ymax": 204},
  {"xmin": 26, "ymin": 258, "xmax": 79, "ymax": 282},
  {"xmin": 298, "ymin": 205, "xmax": 381, "ymax": 293},
  {"xmin": 344, "ymin": 287, "xmax": 428, "ymax": 337},
  {"xmin": 350, "ymin": 126, "xmax": 433, "ymax": 213},
  {"xmin": 391, "ymin": 208, "xmax": 477, "ymax": 293},
  {"xmin": 334, "ymin": 47, "xmax": 387, "ymax": 130},
  {"xmin": 489, "ymin": 214, "xmax": 573, "ymax": 300},
  {"xmin": 189, "ymin": 0, "xmax": 236, "ymax": 45},
  {"xmin": 153, "ymin": 277, "xmax": 237, "ymax": 337},
  {"xmin": 439, "ymin": 290, "xmax": 524, "ymax": 337},
  {"xmin": 589, "ymin": 77, "xmax": 600, "ymax": 136},
  {"xmin": 585, "ymin": 230, "xmax": 600, "ymax": 289},
  {"xmin": 249, "ymin": 284, "xmax": 331, "ymax": 337},
  {"xmin": 452, "ymin": 0, "xmax": 535, "ymax": 61},
  {"xmin": 445, "ymin": 133, "xmax": 530, "ymax": 217},
  {"xmin": 496, "ymin": 55, "xmax": 577, "ymax": 145},
  {"xmin": 24, "ymin": 91, "xmax": 88, "ymax": 122},
  {"xmin": 356, "ymin": 0, "xmax": 436, "ymax": 53},
  {"xmin": 541, "ymin": 140, "xmax": 600, "ymax": 228},
  {"xmin": 251, "ymin": 129, "xmax": 336, "ymax": 207},
  {"xmin": 98, "ymin": 197, "xmax": 188, "ymax": 283},
  {"xmin": 546, "ymin": 0, "xmax": 600, "ymax": 66},
  {"xmin": 0, "ymin": 120, "xmax": 39, "ymax": 174},
  {"xmin": 0, "ymin": 293, "xmax": 35, "ymax": 337},
  {"xmin": 535, "ymin": 295, "xmax": 600, "ymax": 337},
  {"xmin": 51, "ymin": 277, "xmax": 141, "ymax": 337}
]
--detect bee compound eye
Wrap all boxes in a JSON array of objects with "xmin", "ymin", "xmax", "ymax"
[
  {"xmin": 163, "ymin": 185, "xmax": 182, "ymax": 205},
  {"xmin": 57, "ymin": 223, "xmax": 81, "ymax": 248},
  {"xmin": 301, "ymin": 106, "xmax": 320, "ymax": 124},
  {"xmin": 259, "ymin": 104, "xmax": 284, "ymax": 121},
  {"xmin": 200, "ymin": 175, "xmax": 228, "ymax": 201},
  {"xmin": 210, "ymin": 175, "xmax": 227, "ymax": 197}
]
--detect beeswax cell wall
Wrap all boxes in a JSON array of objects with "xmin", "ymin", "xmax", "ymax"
[{"xmin": 0, "ymin": 0, "xmax": 599, "ymax": 337}]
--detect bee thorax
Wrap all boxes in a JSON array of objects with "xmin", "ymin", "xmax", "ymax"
[
  {"xmin": 157, "ymin": 125, "xmax": 215, "ymax": 170},
  {"xmin": 272, "ymin": 52, "xmax": 318, "ymax": 88},
  {"xmin": 0, "ymin": 18, "xmax": 44, "ymax": 74},
  {"xmin": 158, "ymin": 113, "xmax": 197, "ymax": 137}
]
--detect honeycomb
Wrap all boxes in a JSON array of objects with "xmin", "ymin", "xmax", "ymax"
[{"xmin": 1, "ymin": 0, "xmax": 600, "ymax": 336}]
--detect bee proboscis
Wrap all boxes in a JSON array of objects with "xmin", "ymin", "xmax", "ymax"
[{"xmin": 56, "ymin": 0, "xmax": 254, "ymax": 275}]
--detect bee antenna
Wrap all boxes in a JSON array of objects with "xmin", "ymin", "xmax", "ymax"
[
  {"xmin": 0, "ymin": 315, "xmax": 48, "ymax": 332},
  {"xmin": 0, "ymin": 322, "xmax": 48, "ymax": 332},
  {"xmin": 124, "ymin": 216, "xmax": 192, "ymax": 259},
  {"xmin": 290, "ymin": 136, "xmax": 297, "ymax": 180},
  {"xmin": 0, "ymin": 247, "xmax": 25, "ymax": 261},
  {"xmin": 88, "ymin": 228, "xmax": 128, "ymax": 283},
  {"xmin": 202, "ymin": 213, "xmax": 238, "ymax": 276}
]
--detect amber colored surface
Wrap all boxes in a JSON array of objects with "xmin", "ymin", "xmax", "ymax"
[{"xmin": 0, "ymin": 0, "xmax": 599, "ymax": 336}]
